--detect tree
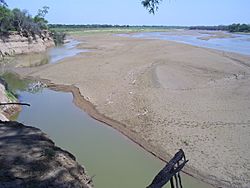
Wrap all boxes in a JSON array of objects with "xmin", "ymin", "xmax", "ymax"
[
  {"xmin": 12, "ymin": 8, "xmax": 41, "ymax": 37},
  {"xmin": 0, "ymin": 4, "xmax": 51, "ymax": 37},
  {"xmin": 0, "ymin": 5, "xmax": 13, "ymax": 34},
  {"xmin": 34, "ymin": 6, "xmax": 49, "ymax": 30},
  {"xmin": 37, "ymin": 6, "xmax": 49, "ymax": 18},
  {"xmin": 141, "ymin": 0, "xmax": 163, "ymax": 14},
  {"xmin": 0, "ymin": 0, "xmax": 7, "ymax": 7}
]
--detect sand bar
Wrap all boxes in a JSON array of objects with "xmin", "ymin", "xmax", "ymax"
[{"xmin": 17, "ymin": 33, "xmax": 250, "ymax": 188}]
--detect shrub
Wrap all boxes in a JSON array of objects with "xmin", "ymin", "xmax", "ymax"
[
  {"xmin": 0, "ymin": 6, "xmax": 14, "ymax": 35},
  {"xmin": 52, "ymin": 31, "xmax": 66, "ymax": 46}
]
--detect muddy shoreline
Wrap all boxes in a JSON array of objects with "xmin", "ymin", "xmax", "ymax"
[
  {"xmin": 35, "ymin": 78, "xmax": 215, "ymax": 188},
  {"xmin": 2, "ymin": 70, "xmax": 214, "ymax": 187}
]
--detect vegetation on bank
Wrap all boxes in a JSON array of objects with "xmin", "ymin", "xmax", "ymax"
[
  {"xmin": 189, "ymin": 24, "xmax": 250, "ymax": 33},
  {"xmin": 0, "ymin": 75, "xmax": 18, "ymax": 105},
  {"xmin": 0, "ymin": 1, "xmax": 65, "ymax": 45},
  {"xmin": 48, "ymin": 23, "xmax": 250, "ymax": 35},
  {"xmin": 49, "ymin": 24, "xmax": 187, "ymax": 35}
]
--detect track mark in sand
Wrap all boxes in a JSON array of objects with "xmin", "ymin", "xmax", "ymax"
[{"xmin": 222, "ymin": 52, "xmax": 250, "ymax": 69}]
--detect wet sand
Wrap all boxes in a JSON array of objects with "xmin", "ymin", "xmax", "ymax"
[{"xmin": 17, "ymin": 33, "xmax": 250, "ymax": 188}]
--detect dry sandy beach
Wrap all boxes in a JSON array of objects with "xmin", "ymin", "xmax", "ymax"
[{"xmin": 18, "ymin": 32, "xmax": 250, "ymax": 188}]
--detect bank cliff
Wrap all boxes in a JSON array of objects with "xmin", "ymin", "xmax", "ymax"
[
  {"xmin": 0, "ymin": 120, "xmax": 93, "ymax": 188},
  {"xmin": 0, "ymin": 79, "xmax": 20, "ymax": 120},
  {"xmin": 0, "ymin": 31, "xmax": 54, "ymax": 60}
]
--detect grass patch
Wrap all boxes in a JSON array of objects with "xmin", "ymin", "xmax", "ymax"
[
  {"xmin": 44, "ymin": 148, "xmax": 56, "ymax": 159},
  {"xmin": 5, "ymin": 90, "xmax": 17, "ymax": 102},
  {"xmin": 52, "ymin": 27, "xmax": 173, "ymax": 36}
]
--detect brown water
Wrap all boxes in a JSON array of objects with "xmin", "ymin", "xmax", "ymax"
[{"xmin": 2, "ymin": 74, "xmax": 213, "ymax": 188}]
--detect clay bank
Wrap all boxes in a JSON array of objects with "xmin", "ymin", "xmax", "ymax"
[
  {"xmin": 0, "ymin": 31, "xmax": 54, "ymax": 60},
  {"xmin": 0, "ymin": 33, "xmax": 94, "ymax": 187},
  {"xmin": 0, "ymin": 120, "xmax": 93, "ymax": 188}
]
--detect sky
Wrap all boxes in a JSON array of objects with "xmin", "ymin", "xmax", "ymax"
[{"xmin": 7, "ymin": 0, "xmax": 250, "ymax": 26}]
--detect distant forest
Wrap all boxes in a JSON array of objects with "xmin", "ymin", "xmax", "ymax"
[
  {"xmin": 48, "ymin": 24, "xmax": 187, "ymax": 30},
  {"xmin": 49, "ymin": 24, "xmax": 250, "ymax": 33},
  {"xmin": 189, "ymin": 24, "xmax": 250, "ymax": 33}
]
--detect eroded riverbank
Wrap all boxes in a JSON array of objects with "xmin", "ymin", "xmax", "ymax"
[{"xmin": 0, "ymin": 120, "xmax": 93, "ymax": 188}]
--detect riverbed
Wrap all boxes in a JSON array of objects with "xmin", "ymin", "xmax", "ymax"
[{"xmin": 0, "ymin": 38, "xmax": 213, "ymax": 188}]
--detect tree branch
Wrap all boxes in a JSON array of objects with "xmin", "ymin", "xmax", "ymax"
[{"xmin": 0, "ymin": 103, "xmax": 31, "ymax": 106}]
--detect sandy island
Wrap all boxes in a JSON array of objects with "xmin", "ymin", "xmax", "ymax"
[{"xmin": 16, "ymin": 32, "xmax": 250, "ymax": 188}]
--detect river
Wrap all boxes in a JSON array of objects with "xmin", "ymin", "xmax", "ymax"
[
  {"xmin": 1, "ymin": 39, "xmax": 212, "ymax": 188},
  {"xmin": 118, "ymin": 30, "xmax": 250, "ymax": 56}
]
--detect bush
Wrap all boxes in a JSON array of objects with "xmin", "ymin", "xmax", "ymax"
[
  {"xmin": 52, "ymin": 31, "xmax": 66, "ymax": 46},
  {"xmin": 0, "ymin": 6, "xmax": 14, "ymax": 35},
  {"xmin": 12, "ymin": 8, "xmax": 42, "ymax": 37},
  {"xmin": 0, "ymin": 6, "xmax": 50, "ymax": 37}
]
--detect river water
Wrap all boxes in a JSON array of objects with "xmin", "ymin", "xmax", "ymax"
[
  {"xmin": 119, "ymin": 30, "xmax": 250, "ymax": 56},
  {"xmin": 48, "ymin": 40, "xmax": 88, "ymax": 64},
  {"xmin": 2, "ymin": 40, "xmax": 212, "ymax": 188}
]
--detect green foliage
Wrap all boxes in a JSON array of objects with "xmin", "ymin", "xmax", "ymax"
[
  {"xmin": 44, "ymin": 148, "xmax": 56, "ymax": 159},
  {"xmin": 228, "ymin": 23, "xmax": 250, "ymax": 33},
  {"xmin": 51, "ymin": 30, "xmax": 66, "ymax": 46},
  {"xmin": 5, "ymin": 90, "xmax": 17, "ymax": 102},
  {"xmin": 49, "ymin": 24, "xmax": 186, "ymax": 31},
  {"xmin": 0, "ymin": 5, "xmax": 49, "ymax": 36},
  {"xmin": 0, "ymin": 0, "xmax": 7, "ymax": 7},
  {"xmin": 34, "ymin": 6, "xmax": 49, "ymax": 30},
  {"xmin": 189, "ymin": 24, "xmax": 250, "ymax": 33},
  {"xmin": 141, "ymin": 0, "xmax": 163, "ymax": 14},
  {"xmin": 0, "ymin": 4, "xmax": 66, "ymax": 47},
  {"xmin": 37, "ymin": 6, "xmax": 49, "ymax": 18},
  {"xmin": 0, "ymin": 5, "xmax": 13, "ymax": 34},
  {"xmin": 1, "ymin": 72, "xmax": 31, "ymax": 95},
  {"xmin": 189, "ymin": 25, "xmax": 229, "ymax": 31},
  {"xmin": 12, "ymin": 8, "xmax": 43, "ymax": 37},
  {"xmin": 33, "ymin": 16, "xmax": 48, "ymax": 30}
]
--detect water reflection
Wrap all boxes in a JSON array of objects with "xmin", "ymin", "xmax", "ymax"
[
  {"xmin": 0, "ymin": 39, "xmax": 87, "ymax": 68},
  {"xmin": 48, "ymin": 40, "xmax": 88, "ymax": 64},
  {"xmin": 0, "ymin": 53, "xmax": 49, "ymax": 68},
  {"xmin": 0, "ymin": 72, "xmax": 44, "ymax": 96}
]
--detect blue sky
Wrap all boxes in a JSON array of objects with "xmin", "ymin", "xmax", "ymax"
[{"xmin": 7, "ymin": 0, "xmax": 250, "ymax": 26}]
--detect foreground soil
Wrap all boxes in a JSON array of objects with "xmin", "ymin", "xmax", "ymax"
[
  {"xmin": 0, "ymin": 121, "xmax": 93, "ymax": 188},
  {"xmin": 18, "ymin": 32, "xmax": 250, "ymax": 188}
]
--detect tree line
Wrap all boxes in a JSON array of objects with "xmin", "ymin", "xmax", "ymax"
[
  {"xmin": 189, "ymin": 24, "xmax": 250, "ymax": 33},
  {"xmin": 0, "ymin": 3, "xmax": 49, "ymax": 37},
  {"xmin": 0, "ymin": 0, "xmax": 161, "ymax": 37},
  {"xmin": 49, "ymin": 24, "xmax": 186, "ymax": 30},
  {"xmin": 0, "ymin": 1, "xmax": 65, "ymax": 45},
  {"xmin": 1, "ymin": 0, "xmax": 249, "ymax": 41}
]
